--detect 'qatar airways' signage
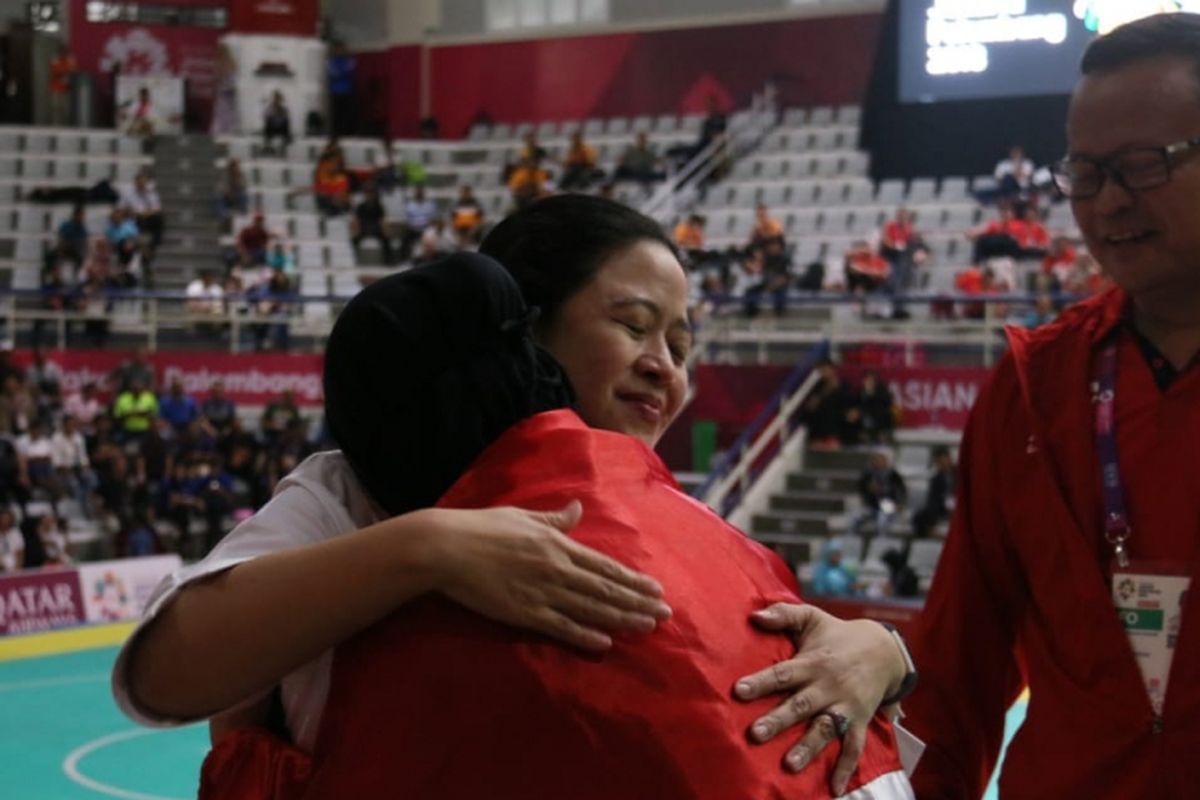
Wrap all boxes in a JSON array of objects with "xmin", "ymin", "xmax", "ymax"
[{"xmin": 0, "ymin": 569, "xmax": 86, "ymax": 635}]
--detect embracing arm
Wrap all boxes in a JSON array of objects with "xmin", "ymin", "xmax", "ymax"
[{"xmin": 128, "ymin": 502, "xmax": 671, "ymax": 722}]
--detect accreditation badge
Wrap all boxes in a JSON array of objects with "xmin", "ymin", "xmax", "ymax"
[{"xmin": 1112, "ymin": 564, "xmax": 1190, "ymax": 716}]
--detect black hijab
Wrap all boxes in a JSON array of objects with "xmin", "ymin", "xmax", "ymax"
[{"xmin": 323, "ymin": 252, "xmax": 574, "ymax": 518}]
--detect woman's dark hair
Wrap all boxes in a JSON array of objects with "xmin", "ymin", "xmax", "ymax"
[
  {"xmin": 1081, "ymin": 12, "xmax": 1200, "ymax": 89},
  {"xmin": 479, "ymin": 194, "xmax": 679, "ymax": 328}
]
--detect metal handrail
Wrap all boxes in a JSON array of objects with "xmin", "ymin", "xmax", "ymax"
[
  {"xmin": 640, "ymin": 82, "xmax": 779, "ymax": 224},
  {"xmin": 696, "ymin": 340, "xmax": 830, "ymax": 516}
]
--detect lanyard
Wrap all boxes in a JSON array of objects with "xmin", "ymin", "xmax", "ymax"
[{"xmin": 1093, "ymin": 340, "xmax": 1133, "ymax": 568}]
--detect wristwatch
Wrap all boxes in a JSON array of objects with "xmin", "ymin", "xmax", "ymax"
[{"xmin": 877, "ymin": 622, "xmax": 918, "ymax": 706}]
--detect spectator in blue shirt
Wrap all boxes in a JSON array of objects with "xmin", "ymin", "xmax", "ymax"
[
  {"xmin": 200, "ymin": 379, "xmax": 237, "ymax": 435},
  {"xmin": 56, "ymin": 204, "xmax": 89, "ymax": 266},
  {"xmin": 328, "ymin": 42, "xmax": 356, "ymax": 137},
  {"xmin": 105, "ymin": 207, "xmax": 141, "ymax": 266},
  {"xmin": 401, "ymin": 185, "xmax": 437, "ymax": 261},
  {"xmin": 159, "ymin": 378, "xmax": 199, "ymax": 432}
]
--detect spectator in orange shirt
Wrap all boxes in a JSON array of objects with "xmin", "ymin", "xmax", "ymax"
[
  {"xmin": 560, "ymin": 130, "xmax": 603, "ymax": 191},
  {"xmin": 844, "ymin": 240, "xmax": 890, "ymax": 295},
  {"xmin": 1014, "ymin": 206, "xmax": 1050, "ymax": 256},
  {"xmin": 49, "ymin": 44, "xmax": 77, "ymax": 127},
  {"xmin": 1041, "ymin": 235, "xmax": 1078, "ymax": 289},
  {"xmin": 313, "ymin": 153, "xmax": 351, "ymax": 217},
  {"xmin": 968, "ymin": 204, "xmax": 1023, "ymax": 263},
  {"xmin": 878, "ymin": 207, "xmax": 929, "ymax": 319},
  {"xmin": 451, "ymin": 185, "xmax": 485, "ymax": 243},
  {"xmin": 673, "ymin": 214, "xmax": 706, "ymax": 253},
  {"xmin": 748, "ymin": 204, "xmax": 785, "ymax": 251},
  {"xmin": 508, "ymin": 156, "xmax": 550, "ymax": 209}
]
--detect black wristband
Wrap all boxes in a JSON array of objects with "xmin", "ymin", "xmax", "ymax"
[{"xmin": 877, "ymin": 622, "xmax": 918, "ymax": 706}]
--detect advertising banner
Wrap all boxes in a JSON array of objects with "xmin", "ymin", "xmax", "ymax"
[
  {"xmin": 9, "ymin": 350, "xmax": 324, "ymax": 407},
  {"xmin": 0, "ymin": 568, "xmax": 87, "ymax": 636},
  {"xmin": 78, "ymin": 555, "xmax": 182, "ymax": 624}
]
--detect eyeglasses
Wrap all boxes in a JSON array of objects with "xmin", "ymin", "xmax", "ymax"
[{"xmin": 1051, "ymin": 136, "xmax": 1200, "ymax": 199}]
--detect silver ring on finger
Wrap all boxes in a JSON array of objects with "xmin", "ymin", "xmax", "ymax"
[{"xmin": 819, "ymin": 710, "xmax": 850, "ymax": 738}]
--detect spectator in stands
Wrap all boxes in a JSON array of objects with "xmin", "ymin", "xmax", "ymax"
[
  {"xmin": 954, "ymin": 262, "xmax": 989, "ymax": 320},
  {"xmin": 351, "ymin": 184, "xmax": 394, "ymax": 264},
  {"xmin": 0, "ymin": 507, "xmax": 22, "ymax": 572},
  {"xmin": 163, "ymin": 458, "xmax": 232, "ymax": 557},
  {"xmin": 400, "ymin": 185, "xmax": 437, "ymax": 261},
  {"xmin": 615, "ymin": 131, "xmax": 665, "ymax": 190},
  {"xmin": 1063, "ymin": 251, "xmax": 1110, "ymax": 296},
  {"xmin": 373, "ymin": 139, "xmax": 399, "ymax": 194},
  {"xmin": 201, "ymin": 380, "xmax": 236, "ymax": 436},
  {"xmin": 216, "ymin": 159, "xmax": 249, "ymax": 220},
  {"xmin": 1041, "ymin": 235, "xmax": 1078, "ymax": 290},
  {"xmin": 16, "ymin": 419, "xmax": 61, "ymax": 507},
  {"xmin": 990, "ymin": 144, "xmax": 1036, "ymax": 204},
  {"xmin": 801, "ymin": 358, "xmax": 861, "ymax": 447},
  {"xmin": 124, "ymin": 172, "xmax": 164, "ymax": 251},
  {"xmin": 186, "ymin": 270, "xmax": 226, "ymax": 328},
  {"xmin": 560, "ymin": 130, "xmax": 603, "ymax": 191},
  {"xmin": 674, "ymin": 213, "xmax": 707, "ymax": 257},
  {"xmin": 57, "ymin": 205, "xmax": 89, "ymax": 266},
  {"xmin": 26, "ymin": 345, "xmax": 63, "ymax": 421},
  {"xmin": 265, "ymin": 242, "xmax": 295, "ymax": 281},
  {"xmin": 508, "ymin": 155, "xmax": 550, "ymax": 209},
  {"xmin": 1022, "ymin": 293, "xmax": 1058, "ymax": 328},
  {"xmin": 318, "ymin": 136, "xmax": 344, "ymax": 165},
  {"xmin": 328, "ymin": 42, "xmax": 356, "ymax": 137},
  {"xmin": 124, "ymin": 87, "xmax": 156, "ymax": 140},
  {"xmin": 262, "ymin": 91, "xmax": 292, "ymax": 156},
  {"xmin": 105, "ymin": 207, "xmax": 141, "ymax": 267},
  {"xmin": 313, "ymin": 153, "xmax": 352, "ymax": 217},
  {"xmin": 235, "ymin": 213, "xmax": 272, "ymax": 267},
  {"xmin": 878, "ymin": 207, "xmax": 929, "ymax": 319},
  {"xmin": 118, "ymin": 508, "xmax": 164, "ymax": 558},
  {"xmin": 968, "ymin": 204, "xmax": 1025, "ymax": 264},
  {"xmin": 48, "ymin": 43, "xmax": 77, "ymax": 127},
  {"xmin": 740, "ymin": 245, "xmax": 790, "ymax": 318},
  {"xmin": 111, "ymin": 348, "xmax": 155, "ymax": 395},
  {"xmin": 451, "ymin": 185, "xmax": 485, "ymax": 243},
  {"xmin": 80, "ymin": 235, "xmax": 114, "ymax": 285},
  {"xmin": 672, "ymin": 94, "xmax": 728, "ymax": 168},
  {"xmin": 857, "ymin": 372, "xmax": 895, "ymax": 445},
  {"xmin": 159, "ymin": 378, "xmax": 199, "ymax": 433},
  {"xmin": 518, "ymin": 130, "xmax": 549, "ymax": 167},
  {"xmin": 259, "ymin": 388, "xmax": 301, "ymax": 448},
  {"xmin": 415, "ymin": 218, "xmax": 460, "ymax": 264},
  {"xmin": 0, "ymin": 432, "xmax": 29, "ymax": 512},
  {"xmin": 219, "ymin": 415, "xmax": 264, "ymax": 507},
  {"xmin": 249, "ymin": 271, "xmax": 293, "ymax": 352},
  {"xmin": 880, "ymin": 549, "xmax": 919, "ymax": 598},
  {"xmin": 855, "ymin": 449, "xmax": 907, "ymax": 536},
  {"xmin": 843, "ymin": 240, "xmax": 890, "ymax": 297},
  {"xmin": 52, "ymin": 414, "xmax": 97, "ymax": 519},
  {"xmin": 35, "ymin": 261, "xmax": 69, "ymax": 346},
  {"xmin": 748, "ymin": 204, "xmax": 785, "ymax": 251},
  {"xmin": 0, "ymin": 374, "xmax": 34, "ymax": 435},
  {"xmin": 910, "ymin": 445, "xmax": 955, "ymax": 539},
  {"xmin": 113, "ymin": 376, "xmax": 159, "ymax": 442},
  {"xmin": 810, "ymin": 540, "xmax": 855, "ymax": 597}
]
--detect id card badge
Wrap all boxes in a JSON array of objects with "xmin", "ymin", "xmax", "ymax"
[{"xmin": 1112, "ymin": 563, "xmax": 1191, "ymax": 716}]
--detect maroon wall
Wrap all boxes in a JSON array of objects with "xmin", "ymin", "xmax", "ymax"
[{"xmin": 362, "ymin": 13, "xmax": 882, "ymax": 138}]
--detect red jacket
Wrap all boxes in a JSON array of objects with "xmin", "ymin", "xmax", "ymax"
[
  {"xmin": 907, "ymin": 289, "xmax": 1200, "ymax": 798},
  {"xmin": 301, "ymin": 411, "xmax": 905, "ymax": 799}
]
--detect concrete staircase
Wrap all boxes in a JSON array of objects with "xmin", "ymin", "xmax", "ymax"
[{"xmin": 149, "ymin": 135, "xmax": 224, "ymax": 291}]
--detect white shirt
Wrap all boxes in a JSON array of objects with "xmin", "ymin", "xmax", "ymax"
[
  {"xmin": 994, "ymin": 157, "xmax": 1035, "ymax": 187},
  {"xmin": 1, "ymin": 526, "xmax": 23, "ymax": 572},
  {"xmin": 51, "ymin": 431, "xmax": 89, "ymax": 469},
  {"xmin": 63, "ymin": 393, "xmax": 103, "ymax": 427},
  {"xmin": 123, "ymin": 184, "xmax": 162, "ymax": 215},
  {"xmin": 186, "ymin": 279, "xmax": 225, "ymax": 316},
  {"xmin": 112, "ymin": 450, "xmax": 381, "ymax": 750},
  {"xmin": 16, "ymin": 434, "xmax": 53, "ymax": 462}
]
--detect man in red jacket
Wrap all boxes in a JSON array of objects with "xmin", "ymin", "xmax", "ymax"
[{"xmin": 907, "ymin": 13, "xmax": 1200, "ymax": 798}]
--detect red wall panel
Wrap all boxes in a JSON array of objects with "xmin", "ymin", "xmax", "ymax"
[{"xmin": 414, "ymin": 14, "xmax": 882, "ymax": 137}]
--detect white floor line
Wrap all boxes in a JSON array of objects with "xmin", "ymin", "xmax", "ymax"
[
  {"xmin": 0, "ymin": 672, "xmax": 109, "ymax": 693},
  {"xmin": 62, "ymin": 728, "xmax": 188, "ymax": 800}
]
